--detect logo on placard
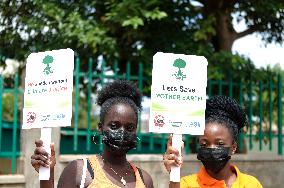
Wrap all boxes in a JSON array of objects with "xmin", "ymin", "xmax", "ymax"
[
  {"xmin": 154, "ymin": 115, "xmax": 165, "ymax": 127},
  {"xmin": 172, "ymin": 58, "xmax": 186, "ymax": 81},
  {"xmin": 42, "ymin": 55, "xmax": 54, "ymax": 75},
  {"xmin": 170, "ymin": 121, "xmax": 182, "ymax": 127},
  {"xmin": 27, "ymin": 112, "xmax": 36, "ymax": 123}
]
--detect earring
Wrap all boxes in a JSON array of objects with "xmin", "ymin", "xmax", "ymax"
[{"xmin": 92, "ymin": 132, "xmax": 99, "ymax": 144}]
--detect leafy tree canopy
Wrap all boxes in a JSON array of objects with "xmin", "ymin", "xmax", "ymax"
[{"xmin": 0, "ymin": 0, "xmax": 283, "ymax": 85}]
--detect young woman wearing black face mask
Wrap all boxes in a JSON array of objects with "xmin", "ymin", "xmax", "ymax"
[
  {"xmin": 31, "ymin": 80, "xmax": 154, "ymax": 188},
  {"xmin": 164, "ymin": 95, "xmax": 263, "ymax": 188}
]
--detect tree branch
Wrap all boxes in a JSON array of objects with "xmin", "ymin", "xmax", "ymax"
[{"xmin": 236, "ymin": 24, "xmax": 261, "ymax": 39}]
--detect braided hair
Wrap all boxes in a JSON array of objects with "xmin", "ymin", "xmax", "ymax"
[
  {"xmin": 97, "ymin": 80, "xmax": 142, "ymax": 124},
  {"xmin": 205, "ymin": 95, "xmax": 247, "ymax": 142}
]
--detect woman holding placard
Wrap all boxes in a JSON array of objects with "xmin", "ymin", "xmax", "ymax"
[
  {"xmin": 31, "ymin": 80, "xmax": 154, "ymax": 188},
  {"xmin": 164, "ymin": 95, "xmax": 263, "ymax": 188}
]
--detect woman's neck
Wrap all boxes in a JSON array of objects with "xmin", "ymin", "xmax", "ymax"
[
  {"xmin": 206, "ymin": 162, "xmax": 236, "ymax": 182},
  {"xmin": 101, "ymin": 148, "xmax": 128, "ymax": 166}
]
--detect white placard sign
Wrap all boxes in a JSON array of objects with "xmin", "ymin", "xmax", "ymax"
[
  {"xmin": 22, "ymin": 48, "xmax": 74, "ymax": 129},
  {"xmin": 149, "ymin": 52, "xmax": 208, "ymax": 135},
  {"xmin": 150, "ymin": 52, "xmax": 208, "ymax": 182}
]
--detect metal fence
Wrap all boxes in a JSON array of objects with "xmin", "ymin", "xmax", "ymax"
[
  {"xmin": 0, "ymin": 74, "xmax": 21, "ymax": 174},
  {"xmin": 206, "ymin": 75, "xmax": 283, "ymax": 155},
  {"xmin": 0, "ymin": 57, "xmax": 283, "ymax": 174}
]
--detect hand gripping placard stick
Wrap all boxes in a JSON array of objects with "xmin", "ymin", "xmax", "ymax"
[{"xmin": 170, "ymin": 134, "xmax": 183, "ymax": 182}]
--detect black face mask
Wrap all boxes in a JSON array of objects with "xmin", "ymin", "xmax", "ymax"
[
  {"xmin": 197, "ymin": 147, "xmax": 231, "ymax": 173},
  {"xmin": 102, "ymin": 129, "xmax": 137, "ymax": 153}
]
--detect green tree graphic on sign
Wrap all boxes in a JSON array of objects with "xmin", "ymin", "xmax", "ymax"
[
  {"xmin": 173, "ymin": 58, "xmax": 186, "ymax": 80},
  {"xmin": 43, "ymin": 55, "xmax": 54, "ymax": 75}
]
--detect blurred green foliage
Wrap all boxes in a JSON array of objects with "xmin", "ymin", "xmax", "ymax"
[
  {"xmin": 0, "ymin": 0, "xmax": 283, "ymax": 97},
  {"xmin": 2, "ymin": 93, "xmax": 14, "ymax": 121}
]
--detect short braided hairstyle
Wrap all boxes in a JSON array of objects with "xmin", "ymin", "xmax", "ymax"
[
  {"xmin": 205, "ymin": 95, "xmax": 247, "ymax": 142},
  {"xmin": 97, "ymin": 80, "xmax": 142, "ymax": 124}
]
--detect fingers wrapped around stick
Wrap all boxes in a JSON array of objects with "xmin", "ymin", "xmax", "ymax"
[
  {"xmin": 163, "ymin": 135, "xmax": 184, "ymax": 173},
  {"xmin": 31, "ymin": 139, "xmax": 57, "ymax": 172}
]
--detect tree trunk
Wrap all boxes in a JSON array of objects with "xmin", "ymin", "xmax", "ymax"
[
  {"xmin": 202, "ymin": 0, "xmax": 237, "ymax": 52},
  {"xmin": 213, "ymin": 12, "xmax": 236, "ymax": 52}
]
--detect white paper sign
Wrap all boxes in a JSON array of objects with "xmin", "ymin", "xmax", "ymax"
[
  {"xmin": 149, "ymin": 52, "xmax": 208, "ymax": 135},
  {"xmin": 22, "ymin": 48, "xmax": 74, "ymax": 129}
]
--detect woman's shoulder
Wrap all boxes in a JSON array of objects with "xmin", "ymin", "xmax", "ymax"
[
  {"xmin": 180, "ymin": 174, "xmax": 199, "ymax": 188},
  {"xmin": 238, "ymin": 171, "xmax": 263, "ymax": 187},
  {"xmin": 66, "ymin": 159, "xmax": 85, "ymax": 172},
  {"xmin": 58, "ymin": 159, "xmax": 84, "ymax": 187},
  {"xmin": 135, "ymin": 167, "xmax": 154, "ymax": 188}
]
